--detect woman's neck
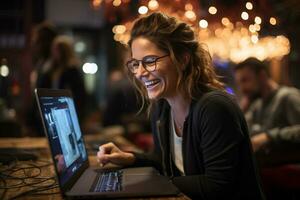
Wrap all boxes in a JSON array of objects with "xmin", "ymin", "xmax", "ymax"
[
  {"xmin": 165, "ymin": 91, "xmax": 191, "ymax": 136},
  {"xmin": 167, "ymin": 95, "xmax": 190, "ymax": 114}
]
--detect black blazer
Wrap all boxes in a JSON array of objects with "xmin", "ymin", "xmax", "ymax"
[{"xmin": 133, "ymin": 90, "xmax": 265, "ymax": 199}]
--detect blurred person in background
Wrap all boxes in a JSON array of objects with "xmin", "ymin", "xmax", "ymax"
[
  {"xmin": 26, "ymin": 22, "xmax": 58, "ymax": 136},
  {"xmin": 40, "ymin": 36, "xmax": 87, "ymax": 121},
  {"xmin": 96, "ymin": 12, "xmax": 264, "ymax": 199},
  {"xmin": 103, "ymin": 68, "xmax": 150, "ymax": 132},
  {"xmin": 30, "ymin": 21, "xmax": 58, "ymax": 89},
  {"xmin": 103, "ymin": 68, "xmax": 141, "ymax": 127},
  {"xmin": 102, "ymin": 68, "xmax": 151, "ymax": 151},
  {"xmin": 234, "ymin": 57, "xmax": 300, "ymax": 166}
]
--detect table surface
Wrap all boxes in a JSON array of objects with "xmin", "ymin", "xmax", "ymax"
[{"xmin": 0, "ymin": 133, "xmax": 190, "ymax": 200}]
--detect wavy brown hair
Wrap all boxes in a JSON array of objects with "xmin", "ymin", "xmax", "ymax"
[{"xmin": 126, "ymin": 12, "xmax": 224, "ymax": 114}]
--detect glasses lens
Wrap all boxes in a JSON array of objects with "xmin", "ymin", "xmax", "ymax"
[{"xmin": 143, "ymin": 56, "xmax": 157, "ymax": 71}]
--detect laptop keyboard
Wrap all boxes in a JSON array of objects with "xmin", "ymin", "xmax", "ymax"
[{"xmin": 92, "ymin": 171, "xmax": 123, "ymax": 192}]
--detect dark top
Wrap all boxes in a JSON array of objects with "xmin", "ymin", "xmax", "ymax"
[
  {"xmin": 132, "ymin": 90, "xmax": 265, "ymax": 199},
  {"xmin": 40, "ymin": 67, "xmax": 87, "ymax": 119},
  {"xmin": 103, "ymin": 78, "xmax": 140, "ymax": 126}
]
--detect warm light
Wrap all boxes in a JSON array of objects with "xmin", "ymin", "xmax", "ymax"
[
  {"xmin": 75, "ymin": 41, "xmax": 86, "ymax": 53},
  {"xmin": 254, "ymin": 24, "xmax": 261, "ymax": 31},
  {"xmin": 236, "ymin": 21, "xmax": 243, "ymax": 28},
  {"xmin": 82, "ymin": 63, "xmax": 98, "ymax": 74},
  {"xmin": 241, "ymin": 12, "xmax": 249, "ymax": 20},
  {"xmin": 208, "ymin": 6, "xmax": 217, "ymax": 15},
  {"xmin": 249, "ymin": 24, "xmax": 256, "ymax": 33},
  {"xmin": 270, "ymin": 17, "xmax": 277, "ymax": 25},
  {"xmin": 251, "ymin": 35, "xmax": 258, "ymax": 43},
  {"xmin": 185, "ymin": 10, "xmax": 196, "ymax": 21},
  {"xmin": 246, "ymin": 2, "xmax": 253, "ymax": 10},
  {"xmin": 148, "ymin": 0, "xmax": 159, "ymax": 10},
  {"xmin": 138, "ymin": 6, "xmax": 148, "ymax": 14},
  {"xmin": 198, "ymin": 25, "xmax": 290, "ymax": 63},
  {"xmin": 199, "ymin": 19, "xmax": 208, "ymax": 29},
  {"xmin": 114, "ymin": 34, "xmax": 121, "ymax": 41},
  {"xmin": 185, "ymin": 3, "xmax": 193, "ymax": 11},
  {"xmin": 241, "ymin": 28, "xmax": 248, "ymax": 35},
  {"xmin": 112, "ymin": 5, "xmax": 290, "ymax": 64},
  {"xmin": 92, "ymin": 0, "xmax": 102, "ymax": 8},
  {"xmin": 113, "ymin": 25, "xmax": 126, "ymax": 34},
  {"xmin": 214, "ymin": 28, "xmax": 222, "ymax": 37},
  {"xmin": 112, "ymin": 26, "xmax": 117, "ymax": 33},
  {"xmin": 254, "ymin": 16, "xmax": 262, "ymax": 24},
  {"xmin": 0, "ymin": 65, "xmax": 9, "ymax": 77},
  {"xmin": 112, "ymin": 0, "xmax": 121, "ymax": 7},
  {"xmin": 239, "ymin": 37, "xmax": 249, "ymax": 47},
  {"xmin": 227, "ymin": 22, "xmax": 234, "ymax": 30},
  {"xmin": 221, "ymin": 17, "xmax": 230, "ymax": 26}
]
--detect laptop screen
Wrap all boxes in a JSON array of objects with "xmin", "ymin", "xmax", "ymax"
[{"xmin": 39, "ymin": 96, "xmax": 88, "ymax": 186}]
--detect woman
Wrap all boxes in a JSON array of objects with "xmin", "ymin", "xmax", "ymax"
[
  {"xmin": 40, "ymin": 36, "xmax": 86, "ymax": 119},
  {"xmin": 97, "ymin": 13, "xmax": 264, "ymax": 199}
]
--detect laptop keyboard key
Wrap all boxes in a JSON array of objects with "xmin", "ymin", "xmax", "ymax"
[{"xmin": 92, "ymin": 171, "xmax": 123, "ymax": 192}]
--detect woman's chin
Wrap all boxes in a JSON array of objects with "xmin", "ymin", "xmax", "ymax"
[{"xmin": 147, "ymin": 91, "xmax": 163, "ymax": 100}]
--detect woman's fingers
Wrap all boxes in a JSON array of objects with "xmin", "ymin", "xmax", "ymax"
[
  {"xmin": 98, "ymin": 142, "xmax": 118, "ymax": 154},
  {"xmin": 97, "ymin": 142, "xmax": 120, "ymax": 166},
  {"xmin": 97, "ymin": 150, "xmax": 109, "ymax": 165},
  {"xmin": 96, "ymin": 142, "xmax": 134, "ymax": 167}
]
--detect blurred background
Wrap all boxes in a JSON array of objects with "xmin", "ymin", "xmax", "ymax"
[
  {"xmin": 0, "ymin": 0, "xmax": 299, "ymax": 137},
  {"xmin": 1, "ymin": 1, "xmax": 300, "ymax": 199}
]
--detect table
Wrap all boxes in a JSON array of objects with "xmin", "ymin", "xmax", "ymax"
[{"xmin": 0, "ymin": 134, "xmax": 190, "ymax": 200}]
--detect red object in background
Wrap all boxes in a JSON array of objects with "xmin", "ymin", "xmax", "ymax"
[
  {"xmin": 11, "ymin": 79, "xmax": 21, "ymax": 96},
  {"xmin": 261, "ymin": 164, "xmax": 300, "ymax": 189},
  {"xmin": 130, "ymin": 132, "xmax": 154, "ymax": 152}
]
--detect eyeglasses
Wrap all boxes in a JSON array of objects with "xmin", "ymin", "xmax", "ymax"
[{"xmin": 126, "ymin": 54, "xmax": 169, "ymax": 74}]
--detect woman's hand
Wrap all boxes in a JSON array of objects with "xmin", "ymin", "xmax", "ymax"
[
  {"xmin": 251, "ymin": 132, "xmax": 270, "ymax": 152},
  {"xmin": 97, "ymin": 142, "xmax": 135, "ymax": 167}
]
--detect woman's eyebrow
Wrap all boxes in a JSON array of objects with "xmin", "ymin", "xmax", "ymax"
[{"xmin": 131, "ymin": 54, "xmax": 158, "ymax": 60}]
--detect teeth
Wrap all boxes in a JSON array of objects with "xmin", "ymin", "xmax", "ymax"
[{"xmin": 145, "ymin": 80, "xmax": 160, "ymax": 87}]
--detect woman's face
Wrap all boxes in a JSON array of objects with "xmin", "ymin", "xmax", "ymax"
[{"xmin": 131, "ymin": 37, "xmax": 179, "ymax": 100}]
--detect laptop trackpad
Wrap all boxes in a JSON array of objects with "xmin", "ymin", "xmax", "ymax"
[{"xmin": 123, "ymin": 174, "xmax": 172, "ymax": 192}]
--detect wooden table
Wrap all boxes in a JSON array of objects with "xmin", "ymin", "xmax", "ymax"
[{"xmin": 0, "ymin": 134, "xmax": 190, "ymax": 200}]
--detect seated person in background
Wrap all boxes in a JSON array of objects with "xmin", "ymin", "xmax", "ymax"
[
  {"xmin": 40, "ymin": 36, "xmax": 87, "ymax": 121},
  {"xmin": 97, "ymin": 12, "xmax": 264, "ymax": 199},
  {"xmin": 103, "ymin": 69, "xmax": 148, "ymax": 128},
  {"xmin": 26, "ymin": 22, "xmax": 57, "ymax": 136},
  {"xmin": 102, "ymin": 69, "xmax": 151, "ymax": 149},
  {"xmin": 103, "ymin": 69, "xmax": 138, "ymax": 127},
  {"xmin": 31, "ymin": 21, "xmax": 58, "ymax": 89},
  {"xmin": 234, "ymin": 57, "xmax": 300, "ymax": 166}
]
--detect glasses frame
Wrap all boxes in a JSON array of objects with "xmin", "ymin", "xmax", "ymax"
[{"xmin": 126, "ymin": 54, "xmax": 169, "ymax": 74}]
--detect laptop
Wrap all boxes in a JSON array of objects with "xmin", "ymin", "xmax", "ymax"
[{"xmin": 35, "ymin": 88, "xmax": 180, "ymax": 199}]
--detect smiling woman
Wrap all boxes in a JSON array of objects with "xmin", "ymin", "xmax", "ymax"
[
  {"xmin": 97, "ymin": 12, "xmax": 265, "ymax": 199},
  {"xmin": 126, "ymin": 52, "xmax": 170, "ymax": 99},
  {"xmin": 126, "ymin": 13, "xmax": 224, "ymax": 115},
  {"xmin": 130, "ymin": 37, "xmax": 177, "ymax": 100}
]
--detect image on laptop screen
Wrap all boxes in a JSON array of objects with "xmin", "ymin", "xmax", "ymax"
[{"xmin": 39, "ymin": 96, "xmax": 87, "ymax": 186}]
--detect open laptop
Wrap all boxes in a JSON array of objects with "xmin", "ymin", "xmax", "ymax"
[{"xmin": 35, "ymin": 88, "xmax": 180, "ymax": 199}]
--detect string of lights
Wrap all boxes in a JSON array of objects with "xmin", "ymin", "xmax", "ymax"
[{"xmin": 90, "ymin": 0, "xmax": 290, "ymax": 63}]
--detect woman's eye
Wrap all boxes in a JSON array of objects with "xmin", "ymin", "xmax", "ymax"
[
  {"xmin": 144, "ymin": 57, "xmax": 156, "ymax": 64},
  {"xmin": 132, "ymin": 61, "xmax": 140, "ymax": 67}
]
